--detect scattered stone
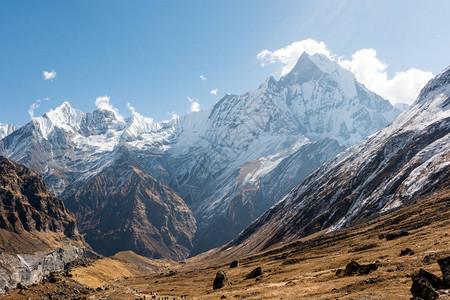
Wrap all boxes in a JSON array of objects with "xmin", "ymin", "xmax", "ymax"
[
  {"xmin": 343, "ymin": 261, "xmax": 378, "ymax": 276},
  {"xmin": 230, "ymin": 260, "xmax": 239, "ymax": 268},
  {"xmin": 246, "ymin": 267, "xmax": 263, "ymax": 279},
  {"xmin": 400, "ymin": 248, "xmax": 414, "ymax": 256},
  {"xmin": 213, "ymin": 270, "xmax": 227, "ymax": 289},
  {"xmin": 167, "ymin": 270, "xmax": 177, "ymax": 277},
  {"xmin": 385, "ymin": 229, "xmax": 410, "ymax": 241},
  {"xmin": 438, "ymin": 256, "xmax": 450, "ymax": 286}
]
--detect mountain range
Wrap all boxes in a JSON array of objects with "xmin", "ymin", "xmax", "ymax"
[
  {"xmin": 224, "ymin": 65, "xmax": 450, "ymax": 255},
  {"xmin": 0, "ymin": 53, "xmax": 403, "ymax": 258}
]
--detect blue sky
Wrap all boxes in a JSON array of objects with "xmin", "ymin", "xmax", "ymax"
[{"xmin": 1, "ymin": 0, "xmax": 449, "ymax": 125}]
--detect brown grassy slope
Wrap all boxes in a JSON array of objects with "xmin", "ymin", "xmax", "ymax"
[
  {"xmin": 2, "ymin": 187, "xmax": 449, "ymax": 299},
  {"xmin": 71, "ymin": 251, "xmax": 175, "ymax": 288}
]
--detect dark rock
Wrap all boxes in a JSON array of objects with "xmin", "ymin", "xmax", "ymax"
[
  {"xmin": 213, "ymin": 270, "xmax": 227, "ymax": 289},
  {"xmin": 220, "ymin": 295, "xmax": 227, "ymax": 299},
  {"xmin": 48, "ymin": 272, "xmax": 60, "ymax": 283},
  {"xmin": 344, "ymin": 261, "xmax": 361, "ymax": 276},
  {"xmin": 378, "ymin": 233, "xmax": 385, "ymax": 240},
  {"xmin": 385, "ymin": 229, "xmax": 410, "ymax": 241},
  {"xmin": 335, "ymin": 269, "xmax": 342, "ymax": 276},
  {"xmin": 245, "ymin": 267, "xmax": 263, "ymax": 279},
  {"xmin": 400, "ymin": 248, "xmax": 413, "ymax": 256},
  {"xmin": 230, "ymin": 260, "xmax": 239, "ymax": 268},
  {"xmin": 344, "ymin": 261, "xmax": 378, "ymax": 276},
  {"xmin": 411, "ymin": 277, "xmax": 439, "ymax": 300},
  {"xmin": 16, "ymin": 282, "xmax": 26, "ymax": 290},
  {"xmin": 359, "ymin": 263, "xmax": 378, "ymax": 274},
  {"xmin": 413, "ymin": 269, "xmax": 442, "ymax": 289},
  {"xmin": 438, "ymin": 256, "xmax": 450, "ymax": 287}
]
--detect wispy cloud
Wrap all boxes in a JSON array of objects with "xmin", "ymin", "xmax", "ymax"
[
  {"xmin": 200, "ymin": 75, "xmax": 207, "ymax": 81},
  {"xmin": 28, "ymin": 97, "xmax": 49, "ymax": 119},
  {"xmin": 257, "ymin": 38, "xmax": 434, "ymax": 105},
  {"xmin": 210, "ymin": 89, "xmax": 218, "ymax": 95},
  {"xmin": 95, "ymin": 95, "xmax": 124, "ymax": 122},
  {"xmin": 188, "ymin": 96, "xmax": 200, "ymax": 112},
  {"xmin": 43, "ymin": 70, "xmax": 56, "ymax": 81}
]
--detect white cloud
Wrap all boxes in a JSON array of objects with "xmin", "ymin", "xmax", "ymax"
[
  {"xmin": 188, "ymin": 97, "xmax": 200, "ymax": 112},
  {"xmin": 200, "ymin": 75, "xmax": 207, "ymax": 81},
  {"xmin": 338, "ymin": 49, "xmax": 434, "ymax": 104},
  {"xmin": 28, "ymin": 97, "xmax": 49, "ymax": 119},
  {"xmin": 127, "ymin": 102, "xmax": 154, "ymax": 124},
  {"xmin": 257, "ymin": 38, "xmax": 434, "ymax": 105},
  {"xmin": 210, "ymin": 89, "xmax": 218, "ymax": 95},
  {"xmin": 43, "ymin": 70, "xmax": 56, "ymax": 81},
  {"xmin": 95, "ymin": 95, "xmax": 124, "ymax": 122},
  {"xmin": 257, "ymin": 39, "xmax": 332, "ymax": 75},
  {"xmin": 28, "ymin": 100, "xmax": 41, "ymax": 119}
]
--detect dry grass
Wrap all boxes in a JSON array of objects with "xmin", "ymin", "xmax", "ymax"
[{"xmin": 2, "ymin": 188, "xmax": 449, "ymax": 299}]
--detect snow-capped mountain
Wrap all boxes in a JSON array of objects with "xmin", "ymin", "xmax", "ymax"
[
  {"xmin": 0, "ymin": 53, "xmax": 402, "ymax": 258},
  {"xmin": 224, "ymin": 65, "xmax": 450, "ymax": 255},
  {"xmin": 0, "ymin": 123, "xmax": 17, "ymax": 139},
  {"xmin": 165, "ymin": 52, "xmax": 400, "ymax": 254}
]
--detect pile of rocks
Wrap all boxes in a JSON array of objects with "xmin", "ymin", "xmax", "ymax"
[{"xmin": 411, "ymin": 256, "xmax": 450, "ymax": 300}]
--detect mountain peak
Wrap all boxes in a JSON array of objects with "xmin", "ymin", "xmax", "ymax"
[
  {"xmin": 416, "ymin": 64, "xmax": 450, "ymax": 105},
  {"xmin": 45, "ymin": 101, "xmax": 84, "ymax": 131}
]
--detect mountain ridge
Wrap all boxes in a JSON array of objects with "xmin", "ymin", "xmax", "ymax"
[{"xmin": 1, "ymin": 52, "xmax": 402, "ymax": 258}]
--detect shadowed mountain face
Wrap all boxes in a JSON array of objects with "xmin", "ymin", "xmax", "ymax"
[
  {"xmin": 0, "ymin": 156, "xmax": 78, "ymax": 238},
  {"xmin": 225, "ymin": 66, "xmax": 450, "ymax": 255},
  {"xmin": 62, "ymin": 151, "xmax": 196, "ymax": 260},
  {"xmin": 0, "ymin": 53, "xmax": 401, "ymax": 258}
]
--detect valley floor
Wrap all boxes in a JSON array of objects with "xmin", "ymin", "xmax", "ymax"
[{"xmin": 2, "ymin": 188, "xmax": 450, "ymax": 299}]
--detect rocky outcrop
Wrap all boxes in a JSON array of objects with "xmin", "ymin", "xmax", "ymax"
[
  {"xmin": 0, "ymin": 246, "xmax": 95, "ymax": 293},
  {"xmin": 0, "ymin": 157, "xmax": 90, "ymax": 293},
  {"xmin": 0, "ymin": 156, "xmax": 78, "ymax": 238}
]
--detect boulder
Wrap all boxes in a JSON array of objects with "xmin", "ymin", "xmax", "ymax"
[
  {"xmin": 246, "ymin": 267, "xmax": 263, "ymax": 279},
  {"xmin": 344, "ymin": 261, "xmax": 361, "ymax": 275},
  {"xmin": 438, "ymin": 256, "xmax": 450, "ymax": 287},
  {"xmin": 411, "ymin": 277, "xmax": 439, "ymax": 300},
  {"xmin": 213, "ymin": 270, "xmax": 227, "ymax": 290},
  {"xmin": 344, "ymin": 261, "xmax": 378, "ymax": 276},
  {"xmin": 230, "ymin": 260, "xmax": 239, "ymax": 268},
  {"xmin": 413, "ymin": 269, "xmax": 442, "ymax": 289},
  {"xmin": 400, "ymin": 248, "xmax": 414, "ymax": 256}
]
